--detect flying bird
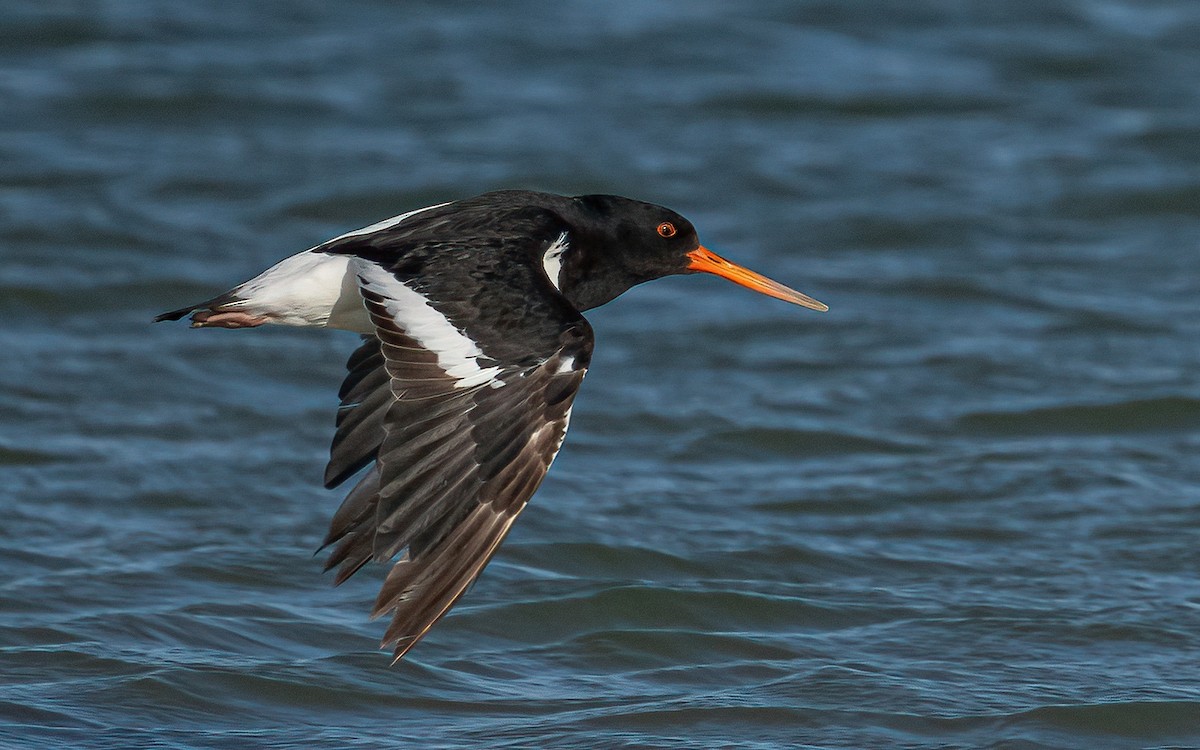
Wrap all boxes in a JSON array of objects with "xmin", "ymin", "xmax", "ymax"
[{"xmin": 156, "ymin": 190, "xmax": 827, "ymax": 662}]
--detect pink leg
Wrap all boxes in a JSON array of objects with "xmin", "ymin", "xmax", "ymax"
[{"xmin": 190, "ymin": 310, "xmax": 270, "ymax": 329}]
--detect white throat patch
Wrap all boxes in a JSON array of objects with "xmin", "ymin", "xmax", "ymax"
[{"xmin": 541, "ymin": 232, "xmax": 569, "ymax": 292}]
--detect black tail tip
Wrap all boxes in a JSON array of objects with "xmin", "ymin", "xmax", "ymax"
[{"xmin": 153, "ymin": 306, "xmax": 196, "ymax": 323}]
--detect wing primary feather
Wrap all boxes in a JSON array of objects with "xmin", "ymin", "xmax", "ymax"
[
  {"xmin": 317, "ymin": 251, "xmax": 594, "ymax": 663},
  {"xmin": 322, "ymin": 464, "xmax": 380, "ymax": 548}
]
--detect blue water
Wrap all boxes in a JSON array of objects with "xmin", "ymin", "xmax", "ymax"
[{"xmin": 3, "ymin": 2, "xmax": 1200, "ymax": 748}]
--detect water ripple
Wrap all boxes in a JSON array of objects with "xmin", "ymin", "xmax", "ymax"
[{"xmin": 4, "ymin": 1, "xmax": 1200, "ymax": 748}]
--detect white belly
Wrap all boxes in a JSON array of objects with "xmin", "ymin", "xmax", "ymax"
[
  {"xmin": 226, "ymin": 251, "xmax": 372, "ymax": 333},
  {"xmin": 222, "ymin": 202, "xmax": 453, "ymax": 333}
]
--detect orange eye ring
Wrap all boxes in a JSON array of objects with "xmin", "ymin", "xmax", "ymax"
[{"xmin": 657, "ymin": 222, "xmax": 677, "ymax": 238}]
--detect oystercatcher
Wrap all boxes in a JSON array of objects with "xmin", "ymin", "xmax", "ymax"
[{"xmin": 156, "ymin": 190, "xmax": 826, "ymax": 663}]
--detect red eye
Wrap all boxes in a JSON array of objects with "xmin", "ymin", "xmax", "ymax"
[{"xmin": 657, "ymin": 222, "xmax": 676, "ymax": 238}]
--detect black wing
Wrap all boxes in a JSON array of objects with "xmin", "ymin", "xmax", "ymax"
[{"xmin": 319, "ymin": 221, "xmax": 591, "ymax": 662}]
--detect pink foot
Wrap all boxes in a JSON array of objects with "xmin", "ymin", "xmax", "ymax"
[{"xmin": 190, "ymin": 310, "xmax": 270, "ymax": 329}]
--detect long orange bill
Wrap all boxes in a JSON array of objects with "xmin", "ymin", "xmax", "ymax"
[{"xmin": 686, "ymin": 246, "xmax": 828, "ymax": 312}]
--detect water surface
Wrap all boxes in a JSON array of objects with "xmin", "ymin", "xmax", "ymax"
[{"xmin": 3, "ymin": 2, "xmax": 1200, "ymax": 748}]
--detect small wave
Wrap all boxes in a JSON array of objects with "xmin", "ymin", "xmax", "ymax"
[
  {"xmin": 680, "ymin": 426, "xmax": 922, "ymax": 460},
  {"xmin": 957, "ymin": 396, "xmax": 1200, "ymax": 436},
  {"xmin": 0, "ymin": 445, "xmax": 60, "ymax": 466},
  {"xmin": 465, "ymin": 583, "xmax": 887, "ymax": 650},
  {"xmin": 1056, "ymin": 181, "xmax": 1200, "ymax": 220},
  {"xmin": 1003, "ymin": 699, "xmax": 1200, "ymax": 740},
  {"xmin": 701, "ymin": 91, "xmax": 1004, "ymax": 119}
]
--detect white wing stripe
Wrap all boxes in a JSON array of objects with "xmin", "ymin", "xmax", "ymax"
[
  {"xmin": 320, "ymin": 202, "xmax": 453, "ymax": 245},
  {"xmin": 356, "ymin": 262, "xmax": 505, "ymax": 389}
]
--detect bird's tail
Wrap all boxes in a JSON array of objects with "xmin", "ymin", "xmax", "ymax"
[
  {"xmin": 153, "ymin": 291, "xmax": 266, "ymax": 328},
  {"xmin": 154, "ymin": 292, "xmax": 229, "ymax": 322}
]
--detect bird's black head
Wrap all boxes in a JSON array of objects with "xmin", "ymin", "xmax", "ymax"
[
  {"xmin": 555, "ymin": 193, "xmax": 827, "ymax": 314},
  {"xmin": 567, "ymin": 194, "xmax": 699, "ymax": 289}
]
